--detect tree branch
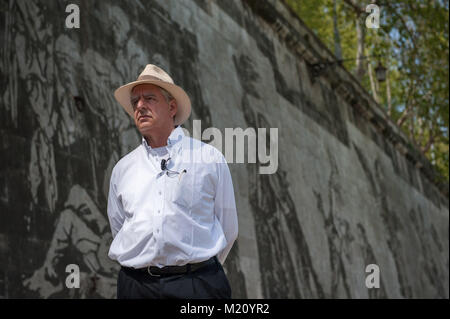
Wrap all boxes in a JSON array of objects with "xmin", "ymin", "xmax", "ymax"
[
  {"xmin": 377, "ymin": 0, "xmax": 418, "ymax": 51},
  {"xmin": 342, "ymin": 0, "xmax": 364, "ymax": 15},
  {"xmin": 420, "ymin": 112, "xmax": 438, "ymax": 154},
  {"xmin": 397, "ymin": 102, "xmax": 414, "ymax": 127},
  {"xmin": 396, "ymin": 81, "xmax": 416, "ymax": 126},
  {"xmin": 421, "ymin": 133, "xmax": 435, "ymax": 154}
]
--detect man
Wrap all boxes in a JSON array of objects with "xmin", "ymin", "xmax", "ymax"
[{"xmin": 107, "ymin": 64, "xmax": 238, "ymax": 299}]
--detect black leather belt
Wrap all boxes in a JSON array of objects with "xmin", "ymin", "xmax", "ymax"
[{"xmin": 123, "ymin": 256, "xmax": 218, "ymax": 277}]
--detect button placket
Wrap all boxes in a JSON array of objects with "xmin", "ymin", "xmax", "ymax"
[
  {"xmin": 159, "ymin": 168, "xmax": 168, "ymax": 241},
  {"xmin": 154, "ymin": 170, "xmax": 163, "ymax": 242},
  {"xmin": 155, "ymin": 177, "xmax": 161, "ymax": 256}
]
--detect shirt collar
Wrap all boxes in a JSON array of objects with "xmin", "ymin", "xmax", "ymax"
[
  {"xmin": 167, "ymin": 126, "xmax": 185, "ymax": 146},
  {"xmin": 141, "ymin": 126, "xmax": 185, "ymax": 154}
]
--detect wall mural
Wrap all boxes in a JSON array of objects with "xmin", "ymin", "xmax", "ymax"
[
  {"xmin": 23, "ymin": 185, "xmax": 119, "ymax": 298},
  {"xmin": 312, "ymin": 151, "xmax": 353, "ymax": 299},
  {"xmin": 232, "ymin": 53, "xmax": 325, "ymax": 298},
  {"xmin": 0, "ymin": 0, "xmax": 243, "ymax": 298},
  {"xmin": 353, "ymin": 143, "xmax": 447, "ymax": 298},
  {"xmin": 352, "ymin": 144, "xmax": 411, "ymax": 297}
]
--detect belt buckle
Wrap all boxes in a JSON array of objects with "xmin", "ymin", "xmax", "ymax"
[{"xmin": 147, "ymin": 266, "xmax": 161, "ymax": 277}]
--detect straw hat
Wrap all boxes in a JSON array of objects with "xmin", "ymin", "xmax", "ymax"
[{"xmin": 114, "ymin": 64, "xmax": 191, "ymax": 126}]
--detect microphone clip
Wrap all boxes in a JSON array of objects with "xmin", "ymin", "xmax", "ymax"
[
  {"xmin": 160, "ymin": 157, "xmax": 187, "ymax": 178},
  {"xmin": 161, "ymin": 158, "xmax": 170, "ymax": 171}
]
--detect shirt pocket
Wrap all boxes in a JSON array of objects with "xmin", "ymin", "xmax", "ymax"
[{"xmin": 169, "ymin": 170, "xmax": 194, "ymax": 209}]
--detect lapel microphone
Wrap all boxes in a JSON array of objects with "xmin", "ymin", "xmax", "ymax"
[
  {"xmin": 161, "ymin": 158, "xmax": 170, "ymax": 171},
  {"xmin": 160, "ymin": 157, "xmax": 187, "ymax": 176}
]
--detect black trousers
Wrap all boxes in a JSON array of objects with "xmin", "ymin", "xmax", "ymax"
[{"xmin": 117, "ymin": 257, "xmax": 232, "ymax": 299}]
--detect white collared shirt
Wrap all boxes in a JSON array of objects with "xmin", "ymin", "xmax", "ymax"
[{"xmin": 107, "ymin": 126, "xmax": 238, "ymax": 268}]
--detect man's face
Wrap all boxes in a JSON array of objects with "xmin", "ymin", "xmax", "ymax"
[{"xmin": 130, "ymin": 84, "xmax": 177, "ymax": 135}]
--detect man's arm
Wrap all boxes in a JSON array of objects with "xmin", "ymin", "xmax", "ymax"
[
  {"xmin": 107, "ymin": 168, "xmax": 126, "ymax": 238},
  {"xmin": 214, "ymin": 155, "xmax": 239, "ymax": 264}
]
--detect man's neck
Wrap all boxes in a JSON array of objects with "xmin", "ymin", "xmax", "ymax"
[{"xmin": 144, "ymin": 127, "xmax": 175, "ymax": 148}]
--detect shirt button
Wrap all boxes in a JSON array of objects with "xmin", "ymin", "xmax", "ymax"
[
  {"xmin": 158, "ymin": 210, "xmax": 160, "ymax": 214},
  {"xmin": 158, "ymin": 191, "xmax": 162, "ymax": 195},
  {"xmin": 156, "ymin": 229, "xmax": 159, "ymax": 233}
]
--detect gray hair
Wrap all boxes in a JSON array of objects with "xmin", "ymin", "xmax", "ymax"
[
  {"xmin": 159, "ymin": 87, "xmax": 177, "ymax": 126},
  {"xmin": 158, "ymin": 86, "xmax": 175, "ymax": 103}
]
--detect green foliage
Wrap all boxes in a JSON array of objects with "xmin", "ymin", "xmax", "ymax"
[{"xmin": 285, "ymin": 0, "xmax": 449, "ymax": 183}]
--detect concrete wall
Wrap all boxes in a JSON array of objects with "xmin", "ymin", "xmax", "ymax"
[{"xmin": 0, "ymin": 0, "xmax": 448, "ymax": 298}]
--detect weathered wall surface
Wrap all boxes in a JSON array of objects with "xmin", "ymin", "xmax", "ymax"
[{"xmin": 0, "ymin": 0, "xmax": 448, "ymax": 298}]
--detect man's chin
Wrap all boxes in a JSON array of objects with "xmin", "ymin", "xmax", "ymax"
[{"xmin": 138, "ymin": 124, "xmax": 158, "ymax": 135}]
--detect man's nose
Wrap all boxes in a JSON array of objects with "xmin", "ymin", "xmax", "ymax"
[{"xmin": 136, "ymin": 96, "xmax": 147, "ymax": 110}]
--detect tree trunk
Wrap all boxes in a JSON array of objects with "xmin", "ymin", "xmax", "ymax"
[
  {"xmin": 408, "ymin": 113, "xmax": 416, "ymax": 144},
  {"xmin": 421, "ymin": 115, "xmax": 436, "ymax": 154},
  {"xmin": 355, "ymin": 13, "xmax": 366, "ymax": 80},
  {"xmin": 342, "ymin": 0, "xmax": 366, "ymax": 80},
  {"xmin": 333, "ymin": 0, "xmax": 342, "ymax": 60},
  {"xmin": 368, "ymin": 61, "xmax": 379, "ymax": 103},
  {"xmin": 386, "ymin": 64, "xmax": 392, "ymax": 115}
]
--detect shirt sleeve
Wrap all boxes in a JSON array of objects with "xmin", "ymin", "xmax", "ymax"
[
  {"xmin": 214, "ymin": 154, "xmax": 239, "ymax": 264},
  {"xmin": 107, "ymin": 167, "xmax": 126, "ymax": 238}
]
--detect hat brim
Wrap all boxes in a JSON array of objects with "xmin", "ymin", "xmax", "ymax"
[{"xmin": 114, "ymin": 79, "xmax": 191, "ymax": 126}]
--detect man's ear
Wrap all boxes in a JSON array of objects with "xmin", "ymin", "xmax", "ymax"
[{"xmin": 169, "ymin": 99, "xmax": 178, "ymax": 119}]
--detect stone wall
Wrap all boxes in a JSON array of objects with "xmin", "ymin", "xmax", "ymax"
[{"xmin": 0, "ymin": 0, "xmax": 448, "ymax": 298}]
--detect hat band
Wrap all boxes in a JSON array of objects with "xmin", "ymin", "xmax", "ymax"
[{"xmin": 137, "ymin": 74, "xmax": 174, "ymax": 84}]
